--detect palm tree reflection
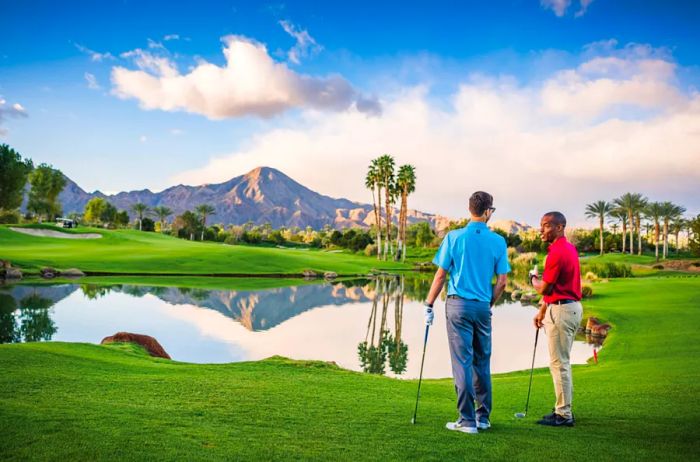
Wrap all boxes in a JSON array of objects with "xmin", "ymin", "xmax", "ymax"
[{"xmin": 357, "ymin": 276, "xmax": 408, "ymax": 376}]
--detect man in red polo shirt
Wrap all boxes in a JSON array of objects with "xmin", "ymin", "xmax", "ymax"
[{"xmin": 530, "ymin": 211, "xmax": 582, "ymax": 427}]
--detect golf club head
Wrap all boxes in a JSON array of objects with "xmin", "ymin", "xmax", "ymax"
[{"xmin": 514, "ymin": 412, "xmax": 526, "ymax": 418}]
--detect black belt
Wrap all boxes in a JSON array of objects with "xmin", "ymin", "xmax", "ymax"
[
  {"xmin": 447, "ymin": 295, "xmax": 482, "ymax": 302},
  {"xmin": 550, "ymin": 299, "xmax": 579, "ymax": 305}
]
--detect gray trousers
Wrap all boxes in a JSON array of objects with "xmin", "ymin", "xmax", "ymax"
[{"xmin": 445, "ymin": 297, "xmax": 492, "ymax": 426}]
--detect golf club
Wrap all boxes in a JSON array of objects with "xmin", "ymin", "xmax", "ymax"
[
  {"xmin": 411, "ymin": 318, "xmax": 431, "ymax": 424},
  {"xmin": 515, "ymin": 327, "xmax": 540, "ymax": 419}
]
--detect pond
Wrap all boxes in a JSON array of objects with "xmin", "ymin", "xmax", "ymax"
[{"xmin": 0, "ymin": 277, "xmax": 597, "ymax": 379}]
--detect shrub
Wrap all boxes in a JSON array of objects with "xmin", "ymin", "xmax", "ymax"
[
  {"xmin": 581, "ymin": 285, "xmax": 593, "ymax": 298},
  {"xmin": 584, "ymin": 271, "xmax": 599, "ymax": 281},
  {"xmin": 0, "ymin": 209, "xmax": 21, "ymax": 224},
  {"xmin": 364, "ymin": 243, "xmax": 377, "ymax": 257},
  {"xmin": 224, "ymin": 234, "xmax": 239, "ymax": 245},
  {"xmin": 580, "ymin": 262, "xmax": 632, "ymax": 278}
]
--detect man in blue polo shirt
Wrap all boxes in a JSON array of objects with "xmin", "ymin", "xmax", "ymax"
[{"xmin": 424, "ymin": 191, "xmax": 510, "ymax": 434}]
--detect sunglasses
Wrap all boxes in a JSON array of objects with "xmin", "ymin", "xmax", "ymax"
[{"xmin": 488, "ymin": 207, "xmax": 496, "ymax": 213}]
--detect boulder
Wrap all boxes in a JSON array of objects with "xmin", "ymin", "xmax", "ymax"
[
  {"xmin": 302, "ymin": 269, "xmax": 318, "ymax": 278},
  {"xmin": 101, "ymin": 332, "xmax": 171, "ymax": 359},
  {"xmin": 40, "ymin": 267, "xmax": 59, "ymax": 279},
  {"xmin": 585, "ymin": 317, "xmax": 612, "ymax": 337},
  {"xmin": 60, "ymin": 268, "xmax": 85, "ymax": 278},
  {"xmin": 5, "ymin": 268, "xmax": 22, "ymax": 279},
  {"xmin": 323, "ymin": 271, "xmax": 338, "ymax": 280}
]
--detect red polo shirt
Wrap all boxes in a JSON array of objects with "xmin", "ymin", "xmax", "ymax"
[{"xmin": 542, "ymin": 236, "xmax": 582, "ymax": 304}]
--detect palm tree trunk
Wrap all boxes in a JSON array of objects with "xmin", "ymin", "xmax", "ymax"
[
  {"xmin": 401, "ymin": 192, "xmax": 408, "ymax": 263},
  {"xmin": 384, "ymin": 181, "xmax": 392, "ymax": 260},
  {"xmin": 663, "ymin": 220, "xmax": 669, "ymax": 259},
  {"xmin": 372, "ymin": 186, "xmax": 381, "ymax": 260},
  {"xmin": 637, "ymin": 215, "xmax": 642, "ymax": 256},
  {"xmin": 654, "ymin": 222, "xmax": 660, "ymax": 262},
  {"xmin": 621, "ymin": 222, "xmax": 627, "ymax": 253},
  {"xmin": 628, "ymin": 211, "xmax": 634, "ymax": 255},
  {"xmin": 599, "ymin": 216, "xmax": 604, "ymax": 255}
]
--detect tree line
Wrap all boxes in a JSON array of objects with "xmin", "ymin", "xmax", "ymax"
[{"xmin": 585, "ymin": 193, "xmax": 695, "ymax": 261}]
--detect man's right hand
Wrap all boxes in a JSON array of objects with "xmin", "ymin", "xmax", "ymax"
[
  {"xmin": 533, "ymin": 306, "xmax": 546, "ymax": 329},
  {"xmin": 424, "ymin": 305, "xmax": 434, "ymax": 326}
]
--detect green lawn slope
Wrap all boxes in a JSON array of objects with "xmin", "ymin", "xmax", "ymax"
[
  {"xmin": 0, "ymin": 225, "xmax": 408, "ymax": 276},
  {"xmin": 1, "ymin": 276, "xmax": 699, "ymax": 460}
]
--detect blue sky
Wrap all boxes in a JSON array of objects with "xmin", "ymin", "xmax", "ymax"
[{"xmin": 1, "ymin": 0, "xmax": 699, "ymax": 224}]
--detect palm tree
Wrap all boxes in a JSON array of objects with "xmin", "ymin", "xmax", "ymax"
[
  {"xmin": 585, "ymin": 200, "xmax": 612, "ymax": 255},
  {"xmin": 611, "ymin": 222, "xmax": 619, "ymax": 236},
  {"xmin": 365, "ymin": 159, "xmax": 382, "ymax": 260},
  {"xmin": 660, "ymin": 202, "xmax": 686, "ymax": 259},
  {"xmin": 377, "ymin": 154, "xmax": 395, "ymax": 260},
  {"xmin": 152, "ymin": 206, "xmax": 173, "ymax": 234},
  {"xmin": 644, "ymin": 202, "xmax": 663, "ymax": 262},
  {"xmin": 395, "ymin": 165, "xmax": 416, "ymax": 262},
  {"xmin": 609, "ymin": 208, "xmax": 628, "ymax": 253},
  {"xmin": 614, "ymin": 193, "xmax": 645, "ymax": 255},
  {"xmin": 634, "ymin": 195, "xmax": 648, "ymax": 256},
  {"xmin": 194, "ymin": 204, "xmax": 216, "ymax": 241},
  {"xmin": 671, "ymin": 218, "xmax": 686, "ymax": 254},
  {"xmin": 131, "ymin": 203, "xmax": 149, "ymax": 231}
]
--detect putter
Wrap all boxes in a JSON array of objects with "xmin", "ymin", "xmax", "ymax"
[
  {"xmin": 411, "ymin": 319, "xmax": 431, "ymax": 424},
  {"xmin": 515, "ymin": 327, "xmax": 540, "ymax": 419}
]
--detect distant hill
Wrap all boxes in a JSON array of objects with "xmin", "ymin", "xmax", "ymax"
[
  {"xmin": 57, "ymin": 166, "xmax": 456, "ymax": 231},
  {"xmin": 490, "ymin": 219, "xmax": 533, "ymax": 235}
]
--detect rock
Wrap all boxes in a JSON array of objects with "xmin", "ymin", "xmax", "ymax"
[
  {"xmin": 40, "ymin": 267, "xmax": 59, "ymax": 279},
  {"xmin": 60, "ymin": 268, "xmax": 85, "ymax": 278},
  {"xmin": 520, "ymin": 292, "xmax": 539, "ymax": 303},
  {"xmin": 323, "ymin": 271, "xmax": 338, "ymax": 280},
  {"xmin": 302, "ymin": 269, "xmax": 318, "ymax": 278},
  {"xmin": 101, "ymin": 332, "xmax": 171, "ymax": 359},
  {"xmin": 585, "ymin": 317, "xmax": 612, "ymax": 337},
  {"xmin": 5, "ymin": 268, "xmax": 22, "ymax": 279}
]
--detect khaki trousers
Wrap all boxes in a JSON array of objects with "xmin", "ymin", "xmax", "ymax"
[{"xmin": 543, "ymin": 301, "xmax": 583, "ymax": 419}]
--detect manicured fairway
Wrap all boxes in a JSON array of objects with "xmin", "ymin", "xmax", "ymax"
[
  {"xmin": 1, "ymin": 276, "xmax": 698, "ymax": 460},
  {"xmin": 0, "ymin": 225, "xmax": 408, "ymax": 275}
]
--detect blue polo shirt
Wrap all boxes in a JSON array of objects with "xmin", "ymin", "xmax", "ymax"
[{"xmin": 432, "ymin": 222, "xmax": 510, "ymax": 303}]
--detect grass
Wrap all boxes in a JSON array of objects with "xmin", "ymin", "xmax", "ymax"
[
  {"xmin": 0, "ymin": 225, "xmax": 409, "ymax": 276},
  {"xmin": 1, "ymin": 276, "xmax": 699, "ymax": 460}
]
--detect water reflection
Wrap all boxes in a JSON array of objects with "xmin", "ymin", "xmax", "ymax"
[
  {"xmin": 0, "ymin": 277, "xmax": 597, "ymax": 378},
  {"xmin": 358, "ymin": 277, "xmax": 408, "ymax": 375}
]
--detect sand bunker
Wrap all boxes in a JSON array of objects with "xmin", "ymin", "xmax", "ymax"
[{"xmin": 9, "ymin": 227, "xmax": 102, "ymax": 239}]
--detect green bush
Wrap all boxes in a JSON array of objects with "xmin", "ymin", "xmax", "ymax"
[
  {"xmin": 0, "ymin": 209, "xmax": 21, "ymax": 224},
  {"xmin": 580, "ymin": 262, "xmax": 632, "ymax": 278},
  {"xmin": 582, "ymin": 285, "xmax": 593, "ymax": 298}
]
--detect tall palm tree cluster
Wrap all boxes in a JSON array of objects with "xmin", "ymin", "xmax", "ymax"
[
  {"xmin": 365, "ymin": 155, "xmax": 416, "ymax": 262},
  {"xmin": 585, "ymin": 193, "xmax": 688, "ymax": 261},
  {"xmin": 129, "ymin": 203, "xmax": 215, "ymax": 241}
]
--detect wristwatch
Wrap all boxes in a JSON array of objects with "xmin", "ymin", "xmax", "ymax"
[{"xmin": 424, "ymin": 302, "xmax": 433, "ymax": 308}]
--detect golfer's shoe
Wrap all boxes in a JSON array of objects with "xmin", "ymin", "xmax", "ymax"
[
  {"xmin": 445, "ymin": 421, "xmax": 478, "ymax": 434},
  {"xmin": 476, "ymin": 419, "xmax": 491, "ymax": 430},
  {"xmin": 536, "ymin": 413, "xmax": 575, "ymax": 427}
]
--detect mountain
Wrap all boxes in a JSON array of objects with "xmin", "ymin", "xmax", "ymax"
[
  {"xmin": 57, "ymin": 166, "xmax": 455, "ymax": 231},
  {"xmin": 490, "ymin": 219, "xmax": 533, "ymax": 235}
]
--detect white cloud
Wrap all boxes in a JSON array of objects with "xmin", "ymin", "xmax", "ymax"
[
  {"xmin": 0, "ymin": 97, "xmax": 28, "ymax": 135},
  {"xmin": 110, "ymin": 35, "xmax": 381, "ymax": 119},
  {"xmin": 163, "ymin": 34, "xmax": 180, "ymax": 41},
  {"xmin": 279, "ymin": 20, "xmax": 323, "ymax": 64},
  {"xmin": 139, "ymin": 135, "xmax": 147, "ymax": 143},
  {"xmin": 170, "ymin": 44, "xmax": 700, "ymax": 225},
  {"xmin": 541, "ymin": 0, "xmax": 594, "ymax": 17},
  {"xmin": 84, "ymin": 72, "xmax": 101, "ymax": 90},
  {"xmin": 74, "ymin": 43, "xmax": 115, "ymax": 62}
]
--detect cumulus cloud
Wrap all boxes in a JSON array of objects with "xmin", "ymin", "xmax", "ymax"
[
  {"xmin": 84, "ymin": 72, "xmax": 101, "ymax": 90},
  {"xmin": 279, "ymin": 20, "xmax": 323, "ymax": 64},
  {"xmin": 111, "ymin": 35, "xmax": 381, "ymax": 118},
  {"xmin": 541, "ymin": 0, "xmax": 594, "ymax": 17},
  {"xmin": 163, "ymin": 34, "xmax": 180, "ymax": 41},
  {"xmin": 170, "ymin": 43, "xmax": 700, "ymax": 225},
  {"xmin": 74, "ymin": 43, "xmax": 115, "ymax": 62},
  {"xmin": 0, "ymin": 98, "xmax": 28, "ymax": 135}
]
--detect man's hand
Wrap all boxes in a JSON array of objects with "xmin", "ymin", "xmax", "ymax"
[
  {"xmin": 424, "ymin": 305, "xmax": 434, "ymax": 326},
  {"xmin": 533, "ymin": 302, "xmax": 546, "ymax": 329},
  {"xmin": 528, "ymin": 269, "xmax": 538, "ymax": 285}
]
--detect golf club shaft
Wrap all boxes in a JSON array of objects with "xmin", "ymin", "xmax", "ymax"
[
  {"xmin": 524, "ymin": 327, "xmax": 540, "ymax": 415},
  {"xmin": 412, "ymin": 323, "xmax": 430, "ymax": 423}
]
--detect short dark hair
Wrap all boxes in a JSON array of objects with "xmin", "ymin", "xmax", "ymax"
[
  {"xmin": 543, "ymin": 211, "xmax": 567, "ymax": 228},
  {"xmin": 469, "ymin": 191, "xmax": 493, "ymax": 216}
]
